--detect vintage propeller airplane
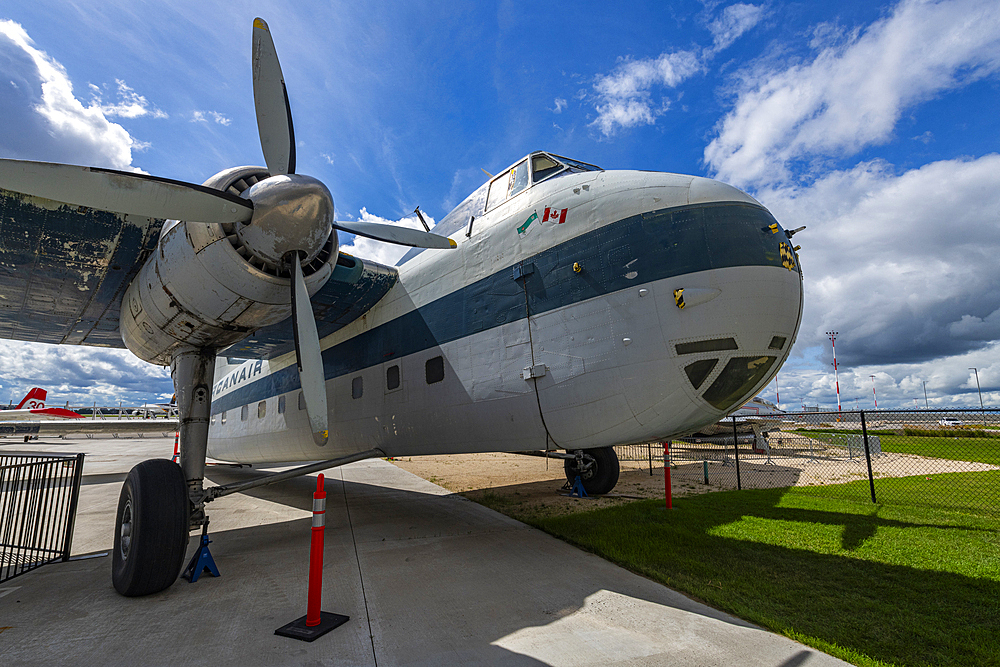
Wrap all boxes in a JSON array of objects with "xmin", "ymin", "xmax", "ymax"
[{"xmin": 0, "ymin": 18, "xmax": 803, "ymax": 597}]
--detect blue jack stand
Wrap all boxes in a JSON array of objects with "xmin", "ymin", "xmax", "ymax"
[
  {"xmin": 569, "ymin": 475, "xmax": 588, "ymax": 498},
  {"xmin": 183, "ymin": 523, "xmax": 220, "ymax": 583}
]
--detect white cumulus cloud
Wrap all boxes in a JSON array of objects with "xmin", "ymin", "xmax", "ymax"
[
  {"xmin": 591, "ymin": 50, "xmax": 702, "ymax": 135},
  {"xmin": 93, "ymin": 79, "xmax": 167, "ymax": 119},
  {"xmin": 705, "ymin": 0, "xmax": 1000, "ymax": 188},
  {"xmin": 192, "ymin": 110, "xmax": 231, "ymax": 125},
  {"xmin": 338, "ymin": 208, "xmax": 439, "ymax": 267},
  {"xmin": 589, "ymin": 3, "xmax": 766, "ymax": 136},
  {"xmin": 708, "ymin": 3, "xmax": 766, "ymax": 53},
  {"xmin": 0, "ymin": 19, "xmax": 146, "ymax": 170},
  {"xmin": 761, "ymin": 153, "xmax": 1000, "ymax": 369}
]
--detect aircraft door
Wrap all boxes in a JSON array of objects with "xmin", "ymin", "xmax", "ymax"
[
  {"xmin": 463, "ymin": 243, "xmax": 547, "ymax": 449},
  {"xmin": 519, "ymin": 241, "xmax": 636, "ymax": 451}
]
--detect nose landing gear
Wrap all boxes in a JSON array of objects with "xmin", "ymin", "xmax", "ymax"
[{"xmin": 563, "ymin": 446, "xmax": 620, "ymax": 496}]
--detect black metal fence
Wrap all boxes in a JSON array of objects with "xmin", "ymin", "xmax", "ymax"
[
  {"xmin": 1, "ymin": 452, "xmax": 85, "ymax": 583},
  {"xmin": 618, "ymin": 409, "xmax": 1000, "ymax": 516}
]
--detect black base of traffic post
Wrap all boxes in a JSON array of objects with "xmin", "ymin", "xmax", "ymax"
[{"xmin": 275, "ymin": 612, "xmax": 350, "ymax": 642}]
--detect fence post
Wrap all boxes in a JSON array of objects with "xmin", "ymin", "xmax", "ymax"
[
  {"xmin": 61, "ymin": 453, "xmax": 86, "ymax": 561},
  {"xmin": 648, "ymin": 442, "xmax": 653, "ymax": 476},
  {"xmin": 731, "ymin": 416, "xmax": 742, "ymax": 491},
  {"xmin": 860, "ymin": 411, "xmax": 876, "ymax": 504}
]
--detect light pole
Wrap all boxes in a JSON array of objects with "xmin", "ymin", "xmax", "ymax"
[
  {"xmin": 826, "ymin": 331, "xmax": 841, "ymax": 414},
  {"xmin": 774, "ymin": 373, "xmax": 780, "ymax": 410},
  {"xmin": 870, "ymin": 375, "xmax": 878, "ymax": 410},
  {"xmin": 969, "ymin": 367, "xmax": 986, "ymax": 427},
  {"xmin": 922, "ymin": 381, "xmax": 929, "ymax": 409}
]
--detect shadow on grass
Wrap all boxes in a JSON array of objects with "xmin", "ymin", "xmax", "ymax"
[{"xmin": 528, "ymin": 487, "xmax": 1000, "ymax": 667}]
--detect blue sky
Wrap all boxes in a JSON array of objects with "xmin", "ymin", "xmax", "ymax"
[{"xmin": 1, "ymin": 0, "xmax": 999, "ymax": 411}]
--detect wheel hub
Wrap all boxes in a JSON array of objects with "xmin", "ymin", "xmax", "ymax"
[{"xmin": 119, "ymin": 499, "xmax": 133, "ymax": 561}]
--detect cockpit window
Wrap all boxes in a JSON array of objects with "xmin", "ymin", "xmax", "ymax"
[
  {"xmin": 532, "ymin": 154, "xmax": 563, "ymax": 182},
  {"xmin": 554, "ymin": 155, "xmax": 601, "ymax": 173},
  {"xmin": 486, "ymin": 159, "xmax": 529, "ymax": 211}
]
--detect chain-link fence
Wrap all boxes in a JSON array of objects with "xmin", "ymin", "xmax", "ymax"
[{"xmin": 617, "ymin": 409, "xmax": 1000, "ymax": 516}]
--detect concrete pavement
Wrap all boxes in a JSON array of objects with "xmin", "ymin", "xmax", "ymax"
[{"xmin": 0, "ymin": 436, "xmax": 847, "ymax": 666}]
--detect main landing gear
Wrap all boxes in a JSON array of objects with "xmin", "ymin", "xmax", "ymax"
[
  {"xmin": 112, "ymin": 459, "xmax": 189, "ymax": 595},
  {"xmin": 113, "ymin": 347, "xmax": 215, "ymax": 597},
  {"xmin": 564, "ymin": 446, "xmax": 620, "ymax": 496}
]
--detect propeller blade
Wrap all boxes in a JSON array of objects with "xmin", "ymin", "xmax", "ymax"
[
  {"xmin": 290, "ymin": 257, "xmax": 329, "ymax": 446},
  {"xmin": 252, "ymin": 18, "xmax": 295, "ymax": 176},
  {"xmin": 0, "ymin": 159, "xmax": 254, "ymax": 223},
  {"xmin": 334, "ymin": 220, "xmax": 457, "ymax": 249}
]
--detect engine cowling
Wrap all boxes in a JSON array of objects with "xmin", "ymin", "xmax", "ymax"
[{"xmin": 120, "ymin": 166, "xmax": 338, "ymax": 365}]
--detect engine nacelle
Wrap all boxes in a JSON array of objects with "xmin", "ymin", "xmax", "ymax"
[{"xmin": 121, "ymin": 166, "xmax": 338, "ymax": 365}]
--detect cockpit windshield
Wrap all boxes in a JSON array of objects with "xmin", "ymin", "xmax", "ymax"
[
  {"xmin": 485, "ymin": 152, "xmax": 602, "ymax": 212},
  {"xmin": 397, "ymin": 152, "xmax": 602, "ymax": 265},
  {"xmin": 556, "ymin": 155, "xmax": 601, "ymax": 173}
]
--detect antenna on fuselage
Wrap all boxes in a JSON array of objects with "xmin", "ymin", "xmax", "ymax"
[
  {"xmin": 481, "ymin": 168, "xmax": 493, "ymax": 179},
  {"xmin": 413, "ymin": 206, "xmax": 430, "ymax": 232}
]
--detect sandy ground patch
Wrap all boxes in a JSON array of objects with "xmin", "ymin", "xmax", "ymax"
[{"xmin": 390, "ymin": 447, "xmax": 998, "ymax": 521}]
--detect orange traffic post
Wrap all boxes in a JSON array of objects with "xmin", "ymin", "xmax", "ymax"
[
  {"xmin": 172, "ymin": 431, "xmax": 179, "ymax": 463},
  {"xmin": 664, "ymin": 441, "xmax": 672, "ymax": 509},
  {"xmin": 275, "ymin": 473, "xmax": 350, "ymax": 641},
  {"xmin": 306, "ymin": 474, "xmax": 327, "ymax": 626}
]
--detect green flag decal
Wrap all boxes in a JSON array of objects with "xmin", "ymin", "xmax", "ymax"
[{"xmin": 517, "ymin": 212, "xmax": 538, "ymax": 237}]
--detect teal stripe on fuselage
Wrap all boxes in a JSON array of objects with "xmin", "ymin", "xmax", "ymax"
[{"xmin": 211, "ymin": 202, "xmax": 787, "ymax": 414}]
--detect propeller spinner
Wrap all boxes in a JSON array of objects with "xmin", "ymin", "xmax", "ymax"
[{"xmin": 0, "ymin": 17, "xmax": 456, "ymax": 448}]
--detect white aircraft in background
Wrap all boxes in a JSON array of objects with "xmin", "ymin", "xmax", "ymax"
[
  {"xmin": 0, "ymin": 18, "xmax": 803, "ymax": 597},
  {"xmin": 0, "ymin": 388, "xmax": 178, "ymax": 441}
]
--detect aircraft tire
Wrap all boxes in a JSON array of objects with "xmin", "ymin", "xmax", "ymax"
[
  {"xmin": 112, "ymin": 459, "xmax": 189, "ymax": 596},
  {"xmin": 564, "ymin": 446, "xmax": 620, "ymax": 495}
]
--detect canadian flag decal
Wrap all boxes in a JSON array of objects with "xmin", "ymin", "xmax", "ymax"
[{"xmin": 542, "ymin": 207, "xmax": 568, "ymax": 224}]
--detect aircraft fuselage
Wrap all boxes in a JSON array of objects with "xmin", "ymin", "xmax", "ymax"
[{"xmin": 206, "ymin": 159, "xmax": 803, "ymax": 464}]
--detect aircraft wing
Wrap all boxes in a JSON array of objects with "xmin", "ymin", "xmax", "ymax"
[
  {"xmin": 1, "ymin": 418, "xmax": 179, "ymax": 439},
  {"xmin": 0, "ymin": 188, "xmax": 398, "ymax": 358},
  {"xmin": 0, "ymin": 407, "xmax": 83, "ymax": 421},
  {"xmin": 0, "ymin": 189, "xmax": 163, "ymax": 348}
]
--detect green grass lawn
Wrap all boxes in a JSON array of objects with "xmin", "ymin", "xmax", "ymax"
[
  {"xmin": 794, "ymin": 430, "xmax": 1000, "ymax": 467},
  {"xmin": 878, "ymin": 434, "xmax": 1000, "ymax": 467},
  {"xmin": 486, "ymin": 484, "xmax": 1000, "ymax": 667}
]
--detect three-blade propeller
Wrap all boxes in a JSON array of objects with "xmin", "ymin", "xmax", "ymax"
[{"xmin": 0, "ymin": 17, "xmax": 456, "ymax": 448}]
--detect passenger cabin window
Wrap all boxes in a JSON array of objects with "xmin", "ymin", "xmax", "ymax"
[
  {"xmin": 426, "ymin": 356, "xmax": 444, "ymax": 384},
  {"xmin": 241, "ymin": 405, "xmax": 248, "ymax": 421},
  {"xmin": 278, "ymin": 395, "xmax": 286, "ymax": 414},
  {"xmin": 386, "ymin": 364, "xmax": 401, "ymax": 391},
  {"xmin": 486, "ymin": 159, "xmax": 529, "ymax": 211},
  {"xmin": 257, "ymin": 401, "xmax": 266, "ymax": 418},
  {"xmin": 352, "ymin": 376, "xmax": 363, "ymax": 399}
]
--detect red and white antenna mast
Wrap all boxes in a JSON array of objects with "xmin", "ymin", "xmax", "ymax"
[
  {"xmin": 870, "ymin": 375, "xmax": 878, "ymax": 410},
  {"xmin": 827, "ymin": 331, "xmax": 841, "ymax": 412}
]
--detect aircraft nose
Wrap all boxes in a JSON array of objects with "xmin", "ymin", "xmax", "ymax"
[{"xmin": 687, "ymin": 176, "xmax": 763, "ymax": 207}]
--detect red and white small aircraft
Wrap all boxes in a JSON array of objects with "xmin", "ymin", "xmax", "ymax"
[{"xmin": 1, "ymin": 388, "xmax": 83, "ymax": 421}]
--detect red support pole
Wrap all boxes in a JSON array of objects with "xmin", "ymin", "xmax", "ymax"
[
  {"xmin": 306, "ymin": 474, "xmax": 327, "ymax": 627},
  {"xmin": 663, "ymin": 441, "xmax": 672, "ymax": 509}
]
